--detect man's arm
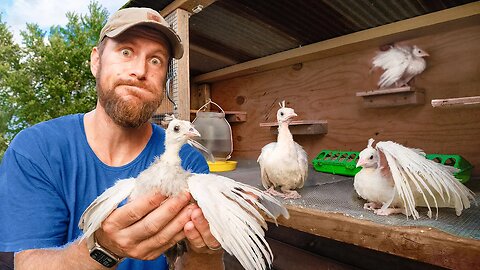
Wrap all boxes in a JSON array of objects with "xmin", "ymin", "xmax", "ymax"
[
  {"xmin": 15, "ymin": 240, "xmax": 110, "ymax": 270},
  {"xmin": 15, "ymin": 192, "xmax": 194, "ymax": 269}
]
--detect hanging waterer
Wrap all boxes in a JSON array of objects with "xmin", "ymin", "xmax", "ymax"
[{"xmin": 192, "ymin": 99, "xmax": 237, "ymax": 172}]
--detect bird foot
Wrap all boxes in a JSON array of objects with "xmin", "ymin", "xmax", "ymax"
[
  {"xmin": 282, "ymin": 190, "xmax": 301, "ymax": 200},
  {"xmin": 264, "ymin": 187, "xmax": 285, "ymax": 197},
  {"xmin": 374, "ymin": 208, "xmax": 404, "ymax": 216},
  {"xmin": 364, "ymin": 202, "xmax": 382, "ymax": 211}
]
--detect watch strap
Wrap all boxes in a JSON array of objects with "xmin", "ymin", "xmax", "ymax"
[{"xmin": 87, "ymin": 234, "xmax": 123, "ymax": 268}]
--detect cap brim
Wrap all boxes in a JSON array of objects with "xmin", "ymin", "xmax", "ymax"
[{"xmin": 105, "ymin": 21, "xmax": 184, "ymax": 59}]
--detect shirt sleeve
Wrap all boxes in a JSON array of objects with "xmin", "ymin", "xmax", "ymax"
[
  {"xmin": 179, "ymin": 144, "xmax": 210, "ymax": 174},
  {"xmin": 0, "ymin": 147, "xmax": 69, "ymax": 252}
]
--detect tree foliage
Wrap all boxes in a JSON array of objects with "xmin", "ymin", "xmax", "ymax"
[{"xmin": 0, "ymin": 1, "xmax": 109, "ymax": 158}]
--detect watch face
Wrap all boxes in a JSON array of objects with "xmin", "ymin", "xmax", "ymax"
[{"xmin": 90, "ymin": 248, "xmax": 117, "ymax": 268}]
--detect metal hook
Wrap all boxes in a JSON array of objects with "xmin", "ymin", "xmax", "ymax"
[{"xmin": 166, "ymin": 77, "xmax": 178, "ymax": 111}]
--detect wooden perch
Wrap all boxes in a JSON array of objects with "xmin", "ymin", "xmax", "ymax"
[
  {"xmin": 260, "ymin": 120, "xmax": 328, "ymax": 135},
  {"xmin": 356, "ymin": 86, "xmax": 424, "ymax": 108},
  {"xmin": 431, "ymin": 96, "xmax": 480, "ymax": 108}
]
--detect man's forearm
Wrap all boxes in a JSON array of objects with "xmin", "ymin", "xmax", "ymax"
[{"xmin": 14, "ymin": 239, "xmax": 112, "ymax": 270}]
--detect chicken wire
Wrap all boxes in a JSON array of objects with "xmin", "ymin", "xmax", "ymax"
[
  {"xmin": 151, "ymin": 12, "xmax": 180, "ymax": 126},
  {"xmin": 218, "ymin": 160, "xmax": 480, "ymax": 240}
]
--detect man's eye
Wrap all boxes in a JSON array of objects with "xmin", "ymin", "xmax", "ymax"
[
  {"xmin": 121, "ymin": 49, "xmax": 132, "ymax": 57},
  {"xmin": 150, "ymin": 58, "xmax": 161, "ymax": 65}
]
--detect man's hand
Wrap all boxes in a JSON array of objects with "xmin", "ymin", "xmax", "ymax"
[
  {"xmin": 184, "ymin": 205, "xmax": 222, "ymax": 254},
  {"xmin": 95, "ymin": 191, "xmax": 196, "ymax": 260}
]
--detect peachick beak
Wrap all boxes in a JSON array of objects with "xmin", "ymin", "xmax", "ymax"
[
  {"xmin": 187, "ymin": 127, "xmax": 201, "ymax": 138},
  {"xmin": 287, "ymin": 112, "xmax": 298, "ymax": 120},
  {"xmin": 356, "ymin": 159, "xmax": 365, "ymax": 168}
]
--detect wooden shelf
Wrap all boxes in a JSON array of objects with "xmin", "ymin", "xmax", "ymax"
[
  {"xmin": 190, "ymin": 110, "xmax": 247, "ymax": 123},
  {"xmin": 431, "ymin": 96, "xmax": 480, "ymax": 108},
  {"xmin": 356, "ymin": 86, "xmax": 425, "ymax": 108},
  {"xmin": 218, "ymin": 160, "xmax": 480, "ymax": 270},
  {"xmin": 259, "ymin": 120, "xmax": 328, "ymax": 135}
]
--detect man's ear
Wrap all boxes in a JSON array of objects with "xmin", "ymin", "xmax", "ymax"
[{"xmin": 90, "ymin": 47, "xmax": 100, "ymax": 78}]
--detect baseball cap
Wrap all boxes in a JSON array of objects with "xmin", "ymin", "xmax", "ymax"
[{"xmin": 99, "ymin": 7, "xmax": 184, "ymax": 59}]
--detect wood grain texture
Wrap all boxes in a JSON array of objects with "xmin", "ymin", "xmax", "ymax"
[
  {"xmin": 175, "ymin": 9, "xmax": 191, "ymax": 120},
  {"xmin": 209, "ymin": 25, "xmax": 480, "ymax": 176},
  {"xmin": 274, "ymin": 207, "xmax": 480, "ymax": 270},
  {"xmin": 260, "ymin": 120, "xmax": 328, "ymax": 135},
  {"xmin": 432, "ymin": 95, "xmax": 480, "ymax": 108}
]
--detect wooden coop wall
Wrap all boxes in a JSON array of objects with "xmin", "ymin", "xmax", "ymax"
[{"xmin": 207, "ymin": 24, "xmax": 480, "ymax": 176}]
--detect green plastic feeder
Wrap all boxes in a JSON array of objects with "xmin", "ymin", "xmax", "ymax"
[
  {"xmin": 312, "ymin": 150, "xmax": 361, "ymax": 177},
  {"xmin": 425, "ymin": 154, "xmax": 473, "ymax": 183}
]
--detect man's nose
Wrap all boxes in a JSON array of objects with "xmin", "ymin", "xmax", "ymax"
[{"xmin": 129, "ymin": 57, "xmax": 147, "ymax": 79}]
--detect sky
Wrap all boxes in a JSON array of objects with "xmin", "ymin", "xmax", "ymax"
[{"xmin": 1, "ymin": 0, "xmax": 128, "ymax": 43}]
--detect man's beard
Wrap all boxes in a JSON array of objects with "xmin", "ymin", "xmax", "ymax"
[{"xmin": 96, "ymin": 73, "xmax": 163, "ymax": 128}]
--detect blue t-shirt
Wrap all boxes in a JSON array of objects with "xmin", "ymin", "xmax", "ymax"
[{"xmin": 0, "ymin": 114, "xmax": 209, "ymax": 269}]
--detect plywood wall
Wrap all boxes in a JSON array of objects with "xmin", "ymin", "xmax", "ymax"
[{"xmin": 208, "ymin": 24, "xmax": 480, "ymax": 176}]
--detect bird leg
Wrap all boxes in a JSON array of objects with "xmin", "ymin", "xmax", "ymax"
[
  {"xmin": 363, "ymin": 202, "xmax": 382, "ymax": 211},
  {"xmin": 374, "ymin": 207, "xmax": 405, "ymax": 216}
]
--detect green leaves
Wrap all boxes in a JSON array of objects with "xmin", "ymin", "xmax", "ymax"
[{"xmin": 0, "ymin": 1, "xmax": 109, "ymax": 158}]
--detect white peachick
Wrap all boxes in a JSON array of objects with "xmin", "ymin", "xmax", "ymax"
[
  {"xmin": 257, "ymin": 100, "xmax": 308, "ymax": 199},
  {"xmin": 372, "ymin": 44, "xmax": 429, "ymax": 88},
  {"xmin": 354, "ymin": 138, "xmax": 476, "ymax": 219}
]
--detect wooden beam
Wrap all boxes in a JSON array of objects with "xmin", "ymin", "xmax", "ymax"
[
  {"xmin": 174, "ymin": 9, "xmax": 191, "ymax": 120},
  {"xmin": 160, "ymin": 0, "xmax": 217, "ymax": 17},
  {"xmin": 190, "ymin": 44, "xmax": 238, "ymax": 65},
  {"xmin": 193, "ymin": 2, "xmax": 480, "ymax": 83},
  {"xmin": 260, "ymin": 120, "xmax": 328, "ymax": 135},
  {"xmin": 190, "ymin": 83, "xmax": 211, "ymax": 110},
  {"xmin": 432, "ymin": 96, "xmax": 480, "ymax": 108}
]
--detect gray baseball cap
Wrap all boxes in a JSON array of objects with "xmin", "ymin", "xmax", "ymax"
[{"xmin": 99, "ymin": 7, "xmax": 184, "ymax": 59}]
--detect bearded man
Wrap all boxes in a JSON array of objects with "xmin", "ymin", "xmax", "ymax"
[{"xmin": 0, "ymin": 7, "xmax": 223, "ymax": 270}]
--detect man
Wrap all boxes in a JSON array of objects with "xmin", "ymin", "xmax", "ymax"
[{"xmin": 0, "ymin": 7, "xmax": 224, "ymax": 270}]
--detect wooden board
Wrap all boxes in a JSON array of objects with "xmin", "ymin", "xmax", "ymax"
[
  {"xmin": 358, "ymin": 89, "xmax": 425, "ymax": 108},
  {"xmin": 274, "ymin": 206, "xmax": 480, "ymax": 270},
  {"xmin": 432, "ymin": 95, "xmax": 480, "ymax": 108},
  {"xmin": 260, "ymin": 120, "xmax": 328, "ymax": 135},
  {"xmin": 209, "ymin": 24, "xmax": 480, "ymax": 176}
]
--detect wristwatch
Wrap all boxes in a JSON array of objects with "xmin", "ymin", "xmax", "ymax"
[{"xmin": 87, "ymin": 235, "xmax": 123, "ymax": 268}]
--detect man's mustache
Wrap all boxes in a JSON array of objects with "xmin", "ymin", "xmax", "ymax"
[{"xmin": 113, "ymin": 79, "xmax": 150, "ymax": 90}]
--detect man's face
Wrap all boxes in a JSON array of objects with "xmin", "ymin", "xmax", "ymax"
[{"xmin": 91, "ymin": 27, "xmax": 170, "ymax": 128}]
